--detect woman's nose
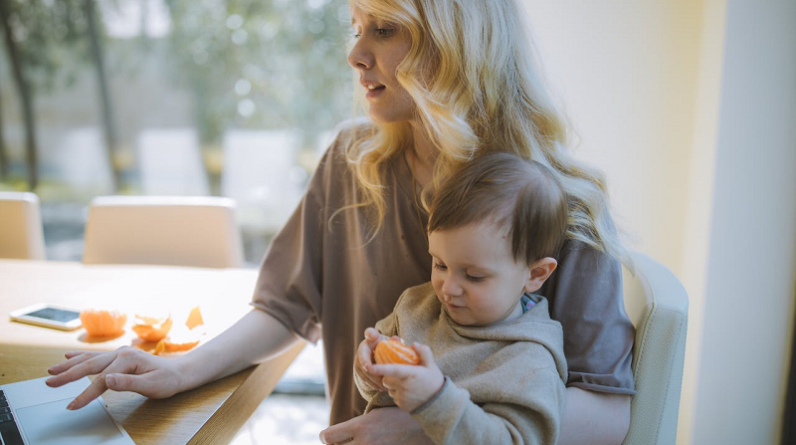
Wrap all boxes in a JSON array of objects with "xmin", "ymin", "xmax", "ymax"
[{"xmin": 347, "ymin": 38, "xmax": 373, "ymax": 70}]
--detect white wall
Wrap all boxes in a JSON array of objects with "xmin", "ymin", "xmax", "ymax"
[
  {"xmin": 689, "ymin": 0, "xmax": 796, "ymax": 443},
  {"xmin": 523, "ymin": 0, "xmax": 796, "ymax": 443},
  {"xmin": 524, "ymin": 0, "xmax": 704, "ymax": 272}
]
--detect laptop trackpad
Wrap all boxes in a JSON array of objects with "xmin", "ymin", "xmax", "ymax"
[{"xmin": 16, "ymin": 398, "xmax": 127, "ymax": 445}]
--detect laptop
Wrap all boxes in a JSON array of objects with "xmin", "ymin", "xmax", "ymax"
[{"xmin": 0, "ymin": 376, "xmax": 134, "ymax": 445}]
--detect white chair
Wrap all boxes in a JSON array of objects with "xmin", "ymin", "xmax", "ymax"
[
  {"xmin": 0, "ymin": 192, "xmax": 46, "ymax": 260},
  {"xmin": 83, "ymin": 196, "xmax": 244, "ymax": 268},
  {"xmin": 622, "ymin": 252, "xmax": 689, "ymax": 445}
]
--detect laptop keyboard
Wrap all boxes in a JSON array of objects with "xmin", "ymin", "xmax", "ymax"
[{"xmin": 0, "ymin": 390, "xmax": 24, "ymax": 445}]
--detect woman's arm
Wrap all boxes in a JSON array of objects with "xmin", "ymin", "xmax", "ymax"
[
  {"xmin": 46, "ymin": 309, "xmax": 298, "ymax": 409},
  {"xmin": 320, "ymin": 385, "xmax": 630, "ymax": 445},
  {"xmin": 558, "ymin": 387, "xmax": 631, "ymax": 445}
]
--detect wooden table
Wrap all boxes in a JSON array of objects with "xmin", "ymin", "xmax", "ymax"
[{"xmin": 0, "ymin": 259, "xmax": 305, "ymax": 444}]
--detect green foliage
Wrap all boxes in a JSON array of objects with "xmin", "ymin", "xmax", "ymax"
[
  {"xmin": 2, "ymin": 0, "xmax": 96, "ymax": 93},
  {"xmin": 162, "ymin": 0, "xmax": 353, "ymax": 148}
]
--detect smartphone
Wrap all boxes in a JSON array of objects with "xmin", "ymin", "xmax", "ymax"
[{"xmin": 10, "ymin": 303, "xmax": 82, "ymax": 331}]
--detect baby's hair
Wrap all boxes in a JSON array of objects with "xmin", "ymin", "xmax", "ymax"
[{"xmin": 428, "ymin": 152, "xmax": 568, "ymax": 264}]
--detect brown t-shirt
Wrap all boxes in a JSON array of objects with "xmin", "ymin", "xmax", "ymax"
[{"xmin": 251, "ymin": 127, "xmax": 635, "ymax": 426}]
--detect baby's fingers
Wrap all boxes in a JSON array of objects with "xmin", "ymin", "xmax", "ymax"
[
  {"xmin": 370, "ymin": 363, "xmax": 415, "ymax": 380},
  {"xmin": 413, "ymin": 343, "xmax": 437, "ymax": 368}
]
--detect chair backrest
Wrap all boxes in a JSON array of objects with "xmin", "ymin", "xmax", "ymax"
[
  {"xmin": 622, "ymin": 252, "xmax": 689, "ymax": 445},
  {"xmin": 83, "ymin": 196, "xmax": 244, "ymax": 268},
  {"xmin": 0, "ymin": 192, "xmax": 46, "ymax": 260}
]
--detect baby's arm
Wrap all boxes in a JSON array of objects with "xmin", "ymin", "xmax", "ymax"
[
  {"xmin": 372, "ymin": 346, "xmax": 565, "ymax": 445},
  {"xmin": 409, "ymin": 367, "xmax": 564, "ymax": 445}
]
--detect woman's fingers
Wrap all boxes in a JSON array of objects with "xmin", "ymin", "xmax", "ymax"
[
  {"xmin": 48, "ymin": 351, "xmax": 98, "ymax": 376},
  {"xmin": 319, "ymin": 415, "xmax": 358, "ymax": 444},
  {"xmin": 65, "ymin": 348, "xmax": 174, "ymax": 409},
  {"xmin": 66, "ymin": 374, "xmax": 110, "ymax": 410},
  {"xmin": 46, "ymin": 351, "xmax": 118, "ymax": 387}
]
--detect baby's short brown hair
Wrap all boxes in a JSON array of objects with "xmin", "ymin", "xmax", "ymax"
[{"xmin": 428, "ymin": 152, "xmax": 568, "ymax": 264}]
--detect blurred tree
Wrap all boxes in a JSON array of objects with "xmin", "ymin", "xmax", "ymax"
[
  {"xmin": 0, "ymin": 0, "xmax": 123, "ymax": 191},
  {"xmin": 0, "ymin": 0, "xmax": 38, "ymax": 189},
  {"xmin": 162, "ymin": 0, "xmax": 352, "ymax": 194},
  {"xmin": 0, "ymin": 79, "xmax": 7, "ymax": 179},
  {"xmin": 85, "ymin": 0, "xmax": 122, "ymax": 191}
]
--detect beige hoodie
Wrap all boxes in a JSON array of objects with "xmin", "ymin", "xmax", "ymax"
[{"xmin": 356, "ymin": 282, "xmax": 568, "ymax": 445}]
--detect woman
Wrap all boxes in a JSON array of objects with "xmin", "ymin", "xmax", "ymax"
[{"xmin": 47, "ymin": 0, "xmax": 635, "ymax": 443}]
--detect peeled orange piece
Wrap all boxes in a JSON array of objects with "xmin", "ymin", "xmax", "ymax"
[
  {"xmin": 80, "ymin": 309, "xmax": 127, "ymax": 337},
  {"xmin": 374, "ymin": 338, "xmax": 420, "ymax": 365},
  {"xmin": 132, "ymin": 315, "xmax": 173, "ymax": 342}
]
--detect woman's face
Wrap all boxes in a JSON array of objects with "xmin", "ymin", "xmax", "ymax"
[{"xmin": 348, "ymin": 7, "xmax": 416, "ymax": 124}]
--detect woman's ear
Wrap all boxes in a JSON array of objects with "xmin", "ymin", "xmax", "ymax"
[{"xmin": 524, "ymin": 258, "xmax": 557, "ymax": 294}]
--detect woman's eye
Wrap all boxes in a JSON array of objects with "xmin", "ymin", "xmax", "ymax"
[{"xmin": 375, "ymin": 28, "xmax": 394, "ymax": 38}]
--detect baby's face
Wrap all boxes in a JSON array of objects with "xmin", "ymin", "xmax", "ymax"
[{"xmin": 428, "ymin": 222, "xmax": 531, "ymax": 326}]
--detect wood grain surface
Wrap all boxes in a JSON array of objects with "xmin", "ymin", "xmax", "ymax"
[{"xmin": 0, "ymin": 259, "xmax": 305, "ymax": 444}]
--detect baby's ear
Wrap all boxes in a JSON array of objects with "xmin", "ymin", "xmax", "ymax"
[{"xmin": 525, "ymin": 258, "xmax": 557, "ymax": 293}]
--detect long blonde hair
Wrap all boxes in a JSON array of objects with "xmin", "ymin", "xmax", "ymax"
[{"xmin": 343, "ymin": 0, "xmax": 630, "ymax": 266}]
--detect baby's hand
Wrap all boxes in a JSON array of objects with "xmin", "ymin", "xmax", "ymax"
[
  {"xmin": 355, "ymin": 328, "xmax": 388, "ymax": 391},
  {"xmin": 369, "ymin": 343, "xmax": 444, "ymax": 412}
]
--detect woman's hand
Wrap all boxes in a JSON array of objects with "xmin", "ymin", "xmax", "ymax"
[
  {"xmin": 369, "ymin": 342, "xmax": 443, "ymax": 413},
  {"xmin": 355, "ymin": 328, "xmax": 388, "ymax": 392},
  {"xmin": 319, "ymin": 406, "xmax": 434, "ymax": 445},
  {"xmin": 45, "ymin": 346, "xmax": 187, "ymax": 410}
]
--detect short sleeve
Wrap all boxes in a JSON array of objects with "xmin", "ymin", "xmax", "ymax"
[
  {"xmin": 540, "ymin": 239, "xmax": 636, "ymax": 395},
  {"xmin": 249, "ymin": 147, "xmax": 335, "ymax": 344}
]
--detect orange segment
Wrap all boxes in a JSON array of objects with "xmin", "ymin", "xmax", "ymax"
[
  {"xmin": 132, "ymin": 315, "xmax": 173, "ymax": 342},
  {"xmin": 80, "ymin": 309, "xmax": 127, "ymax": 337},
  {"xmin": 374, "ymin": 338, "xmax": 420, "ymax": 365}
]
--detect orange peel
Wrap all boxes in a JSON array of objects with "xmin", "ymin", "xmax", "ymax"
[
  {"xmin": 153, "ymin": 325, "xmax": 202, "ymax": 355},
  {"xmin": 185, "ymin": 306, "xmax": 204, "ymax": 330},
  {"xmin": 132, "ymin": 315, "xmax": 173, "ymax": 342}
]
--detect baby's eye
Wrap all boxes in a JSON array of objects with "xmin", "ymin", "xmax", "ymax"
[
  {"xmin": 466, "ymin": 274, "xmax": 485, "ymax": 282},
  {"xmin": 433, "ymin": 262, "xmax": 447, "ymax": 271}
]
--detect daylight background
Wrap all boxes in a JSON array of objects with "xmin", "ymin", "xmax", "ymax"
[{"xmin": 1, "ymin": 1, "xmax": 794, "ymax": 444}]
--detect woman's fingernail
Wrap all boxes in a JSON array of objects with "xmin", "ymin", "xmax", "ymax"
[{"xmin": 66, "ymin": 402, "xmax": 76, "ymax": 410}]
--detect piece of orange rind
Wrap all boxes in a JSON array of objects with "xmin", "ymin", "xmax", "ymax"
[{"xmin": 132, "ymin": 314, "xmax": 173, "ymax": 342}]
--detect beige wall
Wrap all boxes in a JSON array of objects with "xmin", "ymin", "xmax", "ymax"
[{"xmin": 524, "ymin": 0, "xmax": 796, "ymax": 443}]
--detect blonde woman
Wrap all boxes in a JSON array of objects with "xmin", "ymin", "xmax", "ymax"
[{"xmin": 48, "ymin": 0, "xmax": 635, "ymax": 443}]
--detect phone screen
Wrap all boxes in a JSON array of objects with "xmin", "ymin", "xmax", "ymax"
[
  {"xmin": 11, "ymin": 304, "xmax": 83, "ymax": 330},
  {"xmin": 24, "ymin": 307, "xmax": 80, "ymax": 322}
]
